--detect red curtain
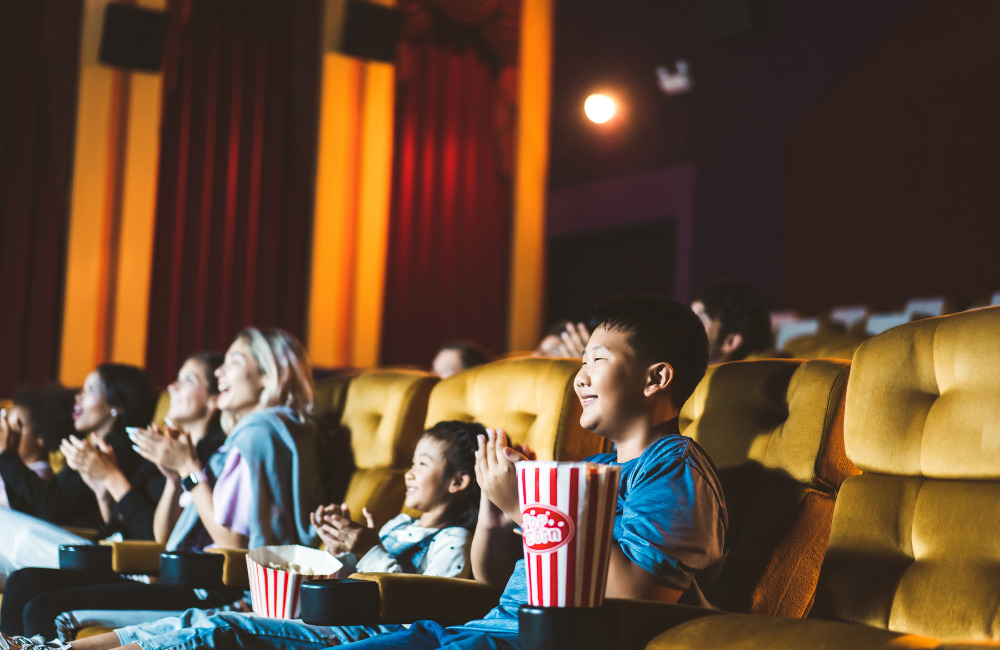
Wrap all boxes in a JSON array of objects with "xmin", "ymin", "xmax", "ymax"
[
  {"xmin": 0, "ymin": 0, "xmax": 83, "ymax": 395},
  {"xmin": 144, "ymin": 0, "xmax": 321, "ymax": 385},
  {"xmin": 380, "ymin": 1, "xmax": 519, "ymax": 365}
]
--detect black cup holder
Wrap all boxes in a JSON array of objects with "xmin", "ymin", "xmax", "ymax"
[
  {"xmin": 299, "ymin": 578, "xmax": 381, "ymax": 626},
  {"xmin": 518, "ymin": 604, "xmax": 617, "ymax": 650},
  {"xmin": 159, "ymin": 551, "xmax": 225, "ymax": 588},
  {"xmin": 58, "ymin": 544, "xmax": 113, "ymax": 572}
]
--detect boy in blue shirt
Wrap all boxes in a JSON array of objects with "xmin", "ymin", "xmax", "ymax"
[{"xmin": 334, "ymin": 292, "xmax": 729, "ymax": 649}]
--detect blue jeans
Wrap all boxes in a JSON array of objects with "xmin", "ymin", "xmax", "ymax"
[
  {"xmin": 115, "ymin": 608, "xmax": 402, "ymax": 650},
  {"xmin": 331, "ymin": 620, "xmax": 519, "ymax": 650}
]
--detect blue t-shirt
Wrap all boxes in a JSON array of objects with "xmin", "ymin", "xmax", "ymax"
[{"xmin": 459, "ymin": 426, "xmax": 729, "ymax": 637}]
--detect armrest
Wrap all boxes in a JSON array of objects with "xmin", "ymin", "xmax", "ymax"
[
  {"xmin": 348, "ymin": 573, "xmax": 503, "ymax": 625},
  {"xmin": 642, "ymin": 612, "xmax": 954, "ymax": 650},
  {"xmin": 99, "ymin": 540, "xmax": 166, "ymax": 575},
  {"xmin": 602, "ymin": 599, "xmax": 722, "ymax": 650},
  {"xmin": 204, "ymin": 547, "xmax": 250, "ymax": 588},
  {"xmin": 61, "ymin": 526, "xmax": 100, "ymax": 541}
]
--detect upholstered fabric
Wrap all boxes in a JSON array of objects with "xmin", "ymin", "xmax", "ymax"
[
  {"xmin": 681, "ymin": 359, "xmax": 855, "ymax": 490},
  {"xmin": 809, "ymin": 307, "xmax": 1000, "ymax": 641},
  {"xmin": 336, "ymin": 370, "xmax": 438, "ymax": 526},
  {"xmin": 783, "ymin": 331, "xmax": 867, "ymax": 361},
  {"xmin": 341, "ymin": 370, "xmax": 437, "ymax": 469},
  {"xmin": 677, "ymin": 358, "xmax": 855, "ymax": 617},
  {"xmin": 424, "ymin": 357, "xmax": 607, "ymax": 461},
  {"xmin": 652, "ymin": 307, "xmax": 1000, "ymax": 648},
  {"xmin": 350, "ymin": 572, "xmax": 500, "ymax": 625},
  {"xmin": 652, "ymin": 613, "xmax": 943, "ymax": 650},
  {"xmin": 844, "ymin": 307, "xmax": 1000, "ymax": 478},
  {"xmin": 152, "ymin": 390, "xmax": 170, "ymax": 426}
]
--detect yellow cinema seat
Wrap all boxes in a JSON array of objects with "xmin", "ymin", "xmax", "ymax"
[
  {"xmin": 350, "ymin": 356, "xmax": 609, "ymax": 623},
  {"xmin": 648, "ymin": 306, "xmax": 1000, "ymax": 649}
]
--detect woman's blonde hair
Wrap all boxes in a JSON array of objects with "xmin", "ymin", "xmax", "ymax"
[{"xmin": 222, "ymin": 327, "xmax": 314, "ymax": 430}]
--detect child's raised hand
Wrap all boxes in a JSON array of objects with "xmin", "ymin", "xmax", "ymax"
[
  {"xmin": 474, "ymin": 428, "xmax": 525, "ymax": 525},
  {"xmin": 559, "ymin": 322, "xmax": 591, "ymax": 358}
]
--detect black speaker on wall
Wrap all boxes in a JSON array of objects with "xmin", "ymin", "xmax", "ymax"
[
  {"xmin": 98, "ymin": 3, "xmax": 168, "ymax": 73},
  {"xmin": 338, "ymin": 0, "xmax": 405, "ymax": 63}
]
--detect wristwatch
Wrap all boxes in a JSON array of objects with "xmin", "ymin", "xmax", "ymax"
[{"xmin": 180, "ymin": 471, "xmax": 202, "ymax": 492}]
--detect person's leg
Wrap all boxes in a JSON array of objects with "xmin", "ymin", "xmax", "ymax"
[
  {"xmin": 66, "ymin": 631, "xmax": 126, "ymax": 650},
  {"xmin": 327, "ymin": 621, "xmax": 450, "ymax": 650},
  {"xmin": 24, "ymin": 583, "xmax": 244, "ymax": 639},
  {"xmin": 1, "ymin": 569, "xmax": 129, "ymax": 636},
  {"xmin": 192, "ymin": 613, "xmax": 404, "ymax": 649}
]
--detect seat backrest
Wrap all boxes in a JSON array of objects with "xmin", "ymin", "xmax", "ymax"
[
  {"xmin": 810, "ymin": 306, "xmax": 1000, "ymax": 641},
  {"xmin": 334, "ymin": 369, "xmax": 438, "ymax": 526},
  {"xmin": 783, "ymin": 331, "xmax": 866, "ymax": 361},
  {"xmin": 424, "ymin": 357, "xmax": 607, "ymax": 461},
  {"xmin": 679, "ymin": 358, "xmax": 856, "ymax": 616}
]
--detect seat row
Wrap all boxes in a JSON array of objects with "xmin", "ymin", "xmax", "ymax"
[{"xmin": 92, "ymin": 305, "xmax": 1000, "ymax": 648}]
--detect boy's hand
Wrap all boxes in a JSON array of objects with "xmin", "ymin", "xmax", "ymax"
[{"xmin": 474, "ymin": 428, "xmax": 526, "ymax": 525}]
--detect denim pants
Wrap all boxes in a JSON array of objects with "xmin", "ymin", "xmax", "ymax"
[
  {"xmin": 330, "ymin": 620, "xmax": 519, "ymax": 650},
  {"xmin": 116, "ymin": 608, "xmax": 402, "ymax": 650}
]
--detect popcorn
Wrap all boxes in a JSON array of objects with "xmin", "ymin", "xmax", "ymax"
[
  {"xmin": 247, "ymin": 545, "xmax": 342, "ymax": 618},
  {"xmin": 517, "ymin": 461, "xmax": 620, "ymax": 608}
]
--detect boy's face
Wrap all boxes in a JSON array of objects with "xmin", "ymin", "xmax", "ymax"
[{"xmin": 574, "ymin": 326, "xmax": 649, "ymax": 438}]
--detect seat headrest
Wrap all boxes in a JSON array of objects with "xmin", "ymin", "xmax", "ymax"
[
  {"xmin": 340, "ymin": 369, "xmax": 438, "ymax": 469},
  {"xmin": 845, "ymin": 306, "xmax": 1000, "ymax": 478},
  {"xmin": 425, "ymin": 357, "xmax": 605, "ymax": 461},
  {"xmin": 680, "ymin": 358, "xmax": 854, "ymax": 490}
]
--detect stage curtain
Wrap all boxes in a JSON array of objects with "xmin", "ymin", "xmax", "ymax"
[
  {"xmin": 380, "ymin": 0, "xmax": 519, "ymax": 366},
  {"xmin": 0, "ymin": 0, "xmax": 83, "ymax": 396},
  {"xmin": 144, "ymin": 0, "xmax": 321, "ymax": 385}
]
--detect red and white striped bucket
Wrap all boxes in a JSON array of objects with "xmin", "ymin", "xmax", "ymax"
[
  {"xmin": 517, "ymin": 461, "xmax": 620, "ymax": 608},
  {"xmin": 246, "ymin": 545, "xmax": 342, "ymax": 618}
]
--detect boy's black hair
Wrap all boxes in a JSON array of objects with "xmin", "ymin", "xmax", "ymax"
[
  {"xmin": 436, "ymin": 342, "xmax": 491, "ymax": 371},
  {"xmin": 694, "ymin": 281, "xmax": 773, "ymax": 360},
  {"xmin": 589, "ymin": 292, "xmax": 709, "ymax": 409},
  {"xmin": 12, "ymin": 386, "xmax": 76, "ymax": 452},
  {"xmin": 420, "ymin": 420, "xmax": 486, "ymax": 531},
  {"xmin": 95, "ymin": 363, "xmax": 158, "ymax": 434}
]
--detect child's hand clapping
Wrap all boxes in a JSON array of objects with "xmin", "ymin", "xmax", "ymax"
[
  {"xmin": 474, "ymin": 428, "xmax": 527, "ymax": 525},
  {"xmin": 311, "ymin": 502, "xmax": 379, "ymax": 558}
]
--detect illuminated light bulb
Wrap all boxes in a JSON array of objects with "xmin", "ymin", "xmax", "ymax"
[{"xmin": 584, "ymin": 94, "xmax": 616, "ymax": 124}]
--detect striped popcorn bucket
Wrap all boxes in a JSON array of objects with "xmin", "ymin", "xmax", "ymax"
[
  {"xmin": 246, "ymin": 545, "xmax": 342, "ymax": 618},
  {"xmin": 517, "ymin": 461, "xmax": 620, "ymax": 608}
]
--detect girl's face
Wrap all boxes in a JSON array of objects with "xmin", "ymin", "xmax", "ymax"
[
  {"xmin": 215, "ymin": 338, "xmax": 265, "ymax": 419},
  {"xmin": 73, "ymin": 371, "xmax": 115, "ymax": 434},
  {"xmin": 167, "ymin": 359, "xmax": 217, "ymax": 425},
  {"xmin": 404, "ymin": 436, "xmax": 452, "ymax": 514}
]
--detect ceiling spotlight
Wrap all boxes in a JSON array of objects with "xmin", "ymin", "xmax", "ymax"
[{"xmin": 584, "ymin": 94, "xmax": 616, "ymax": 124}]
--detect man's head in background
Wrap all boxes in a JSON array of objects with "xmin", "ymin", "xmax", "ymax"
[
  {"xmin": 691, "ymin": 281, "xmax": 773, "ymax": 364},
  {"xmin": 432, "ymin": 341, "xmax": 491, "ymax": 379}
]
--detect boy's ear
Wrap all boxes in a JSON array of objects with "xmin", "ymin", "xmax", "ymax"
[
  {"xmin": 644, "ymin": 362, "xmax": 674, "ymax": 398},
  {"xmin": 448, "ymin": 473, "xmax": 472, "ymax": 494}
]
